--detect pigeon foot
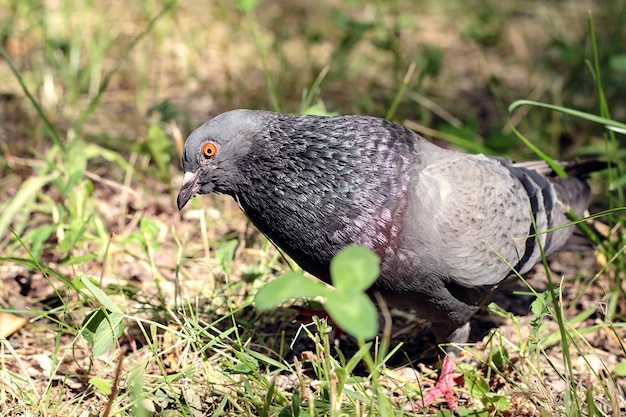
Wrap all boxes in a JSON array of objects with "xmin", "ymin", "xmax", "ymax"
[{"xmin": 406, "ymin": 355, "xmax": 461, "ymax": 412}]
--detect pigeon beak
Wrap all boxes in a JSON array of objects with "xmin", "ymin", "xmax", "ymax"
[{"xmin": 177, "ymin": 171, "xmax": 200, "ymax": 210}]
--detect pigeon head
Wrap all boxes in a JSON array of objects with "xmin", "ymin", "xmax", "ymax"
[{"xmin": 177, "ymin": 110, "xmax": 260, "ymax": 210}]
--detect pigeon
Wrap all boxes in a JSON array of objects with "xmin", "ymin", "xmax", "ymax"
[{"xmin": 177, "ymin": 109, "xmax": 602, "ymax": 411}]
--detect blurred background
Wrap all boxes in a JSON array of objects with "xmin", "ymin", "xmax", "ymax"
[{"xmin": 2, "ymin": 0, "xmax": 625, "ymax": 159}]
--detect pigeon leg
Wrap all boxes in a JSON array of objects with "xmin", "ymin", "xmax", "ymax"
[
  {"xmin": 406, "ymin": 320, "xmax": 470, "ymax": 411},
  {"xmin": 421, "ymin": 354, "xmax": 459, "ymax": 410},
  {"xmin": 406, "ymin": 354, "xmax": 461, "ymax": 412}
]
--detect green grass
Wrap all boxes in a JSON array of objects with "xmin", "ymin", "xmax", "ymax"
[{"xmin": 1, "ymin": 1, "xmax": 625, "ymax": 416}]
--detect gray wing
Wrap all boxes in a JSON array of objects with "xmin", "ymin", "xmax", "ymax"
[{"xmin": 405, "ymin": 144, "xmax": 588, "ymax": 288}]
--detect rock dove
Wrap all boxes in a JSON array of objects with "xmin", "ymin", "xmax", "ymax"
[{"xmin": 177, "ymin": 109, "xmax": 601, "ymax": 411}]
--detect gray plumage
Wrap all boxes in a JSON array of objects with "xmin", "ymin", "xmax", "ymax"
[{"xmin": 177, "ymin": 109, "xmax": 599, "ymax": 347}]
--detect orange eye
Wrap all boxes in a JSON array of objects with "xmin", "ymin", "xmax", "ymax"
[{"xmin": 202, "ymin": 142, "xmax": 218, "ymax": 158}]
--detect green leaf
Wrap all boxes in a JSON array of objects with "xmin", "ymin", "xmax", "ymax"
[
  {"xmin": 324, "ymin": 290, "xmax": 378, "ymax": 339},
  {"xmin": 216, "ymin": 239, "xmax": 239, "ymax": 274},
  {"xmin": 226, "ymin": 351, "xmax": 260, "ymax": 374},
  {"xmin": 489, "ymin": 346, "xmax": 509, "ymax": 369},
  {"xmin": 62, "ymin": 169, "xmax": 87, "ymax": 198},
  {"xmin": 59, "ymin": 215, "xmax": 91, "ymax": 253},
  {"xmin": 20, "ymin": 224, "xmax": 56, "ymax": 260},
  {"xmin": 484, "ymin": 132, "xmax": 517, "ymax": 153},
  {"xmin": 344, "ymin": 341, "xmax": 373, "ymax": 375},
  {"xmin": 61, "ymin": 253, "xmax": 98, "ymax": 266},
  {"xmin": 94, "ymin": 311, "xmax": 124, "ymax": 356},
  {"xmin": 85, "ymin": 143, "xmax": 133, "ymax": 171},
  {"xmin": 79, "ymin": 275, "xmax": 125, "ymax": 355},
  {"xmin": 330, "ymin": 245, "xmax": 380, "ymax": 291},
  {"xmin": 530, "ymin": 292, "xmax": 549, "ymax": 318},
  {"xmin": 236, "ymin": 0, "xmax": 258, "ymax": 13},
  {"xmin": 0, "ymin": 256, "xmax": 72, "ymax": 286},
  {"xmin": 80, "ymin": 275, "xmax": 122, "ymax": 314},
  {"xmin": 301, "ymin": 103, "xmax": 338, "ymax": 116},
  {"xmin": 0, "ymin": 173, "xmax": 58, "ymax": 238},
  {"xmin": 487, "ymin": 394, "xmax": 511, "ymax": 410},
  {"xmin": 89, "ymin": 377, "xmax": 112, "ymax": 395},
  {"xmin": 609, "ymin": 173, "xmax": 626, "ymax": 191},
  {"xmin": 609, "ymin": 54, "xmax": 626, "ymax": 73},
  {"xmin": 139, "ymin": 217, "xmax": 160, "ymax": 242},
  {"xmin": 458, "ymin": 364, "xmax": 490, "ymax": 398},
  {"xmin": 613, "ymin": 361, "xmax": 626, "ymax": 377},
  {"xmin": 451, "ymin": 407, "xmax": 489, "ymax": 417},
  {"xmin": 142, "ymin": 124, "xmax": 172, "ymax": 181},
  {"xmin": 82, "ymin": 308, "xmax": 124, "ymax": 356},
  {"xmin": 63, "ymin": 136, "xmax": 87, "ymax": 192},
  {"xmin": 255, "ymin": 272, "xmax": 328, "ymax": 312}
]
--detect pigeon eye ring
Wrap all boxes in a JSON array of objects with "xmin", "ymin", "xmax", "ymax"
[{"xmin": 202, "ymin": 142, "xmax": 218, "ymax": 158}]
